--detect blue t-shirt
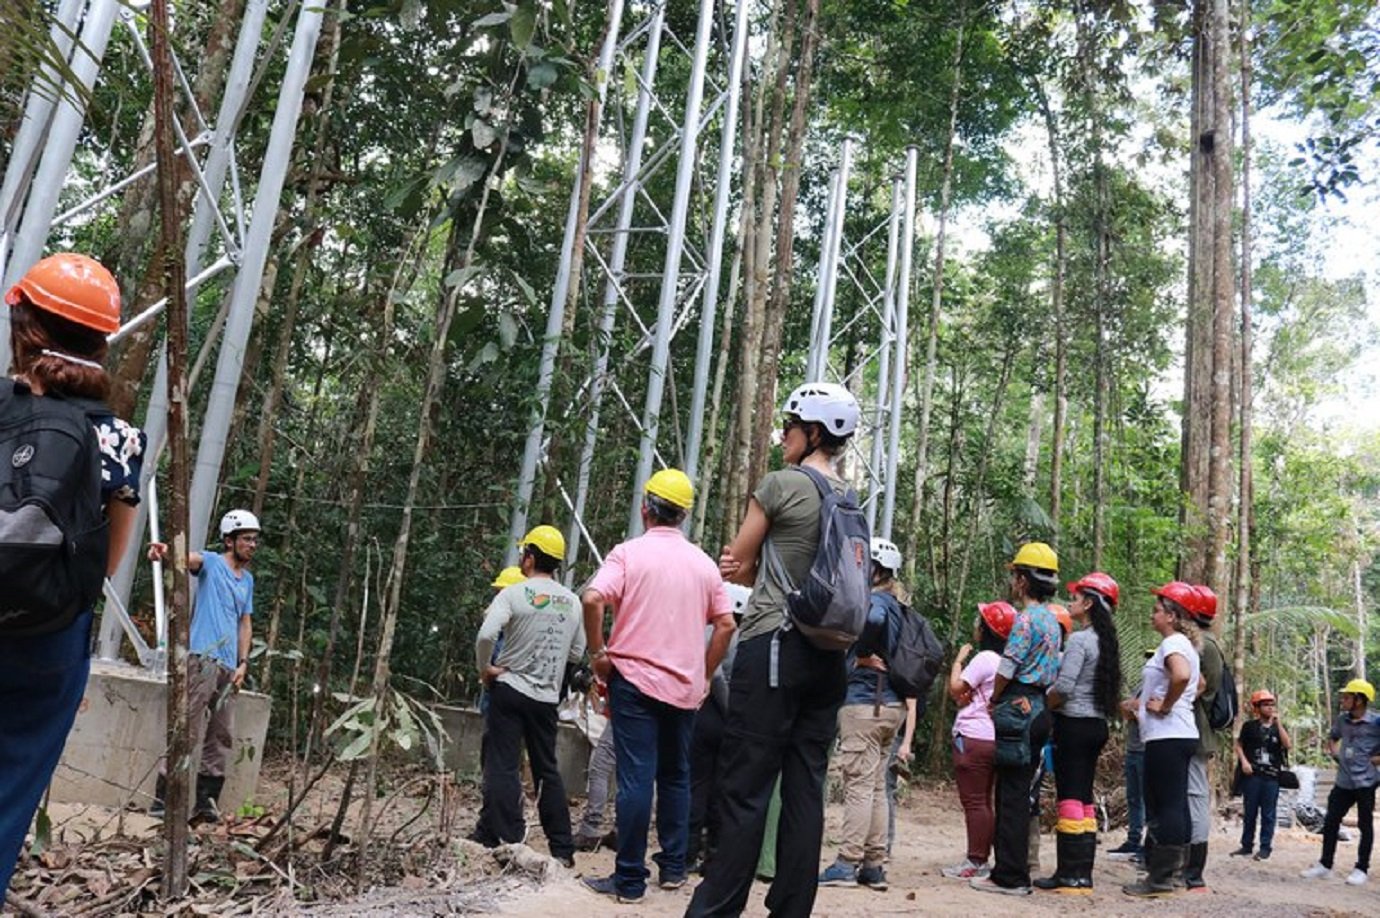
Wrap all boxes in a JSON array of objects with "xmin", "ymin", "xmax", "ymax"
[
  {"xmin": 844, "ymin": 592, "xmax": 902, "ymax": 707},
  {"xmin": 189, "ymin": 551, "xmax": 254, "ymax": 670}
]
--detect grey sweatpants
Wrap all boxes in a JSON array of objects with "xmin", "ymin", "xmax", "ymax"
[
  {"xmin": 576, "ymin": 724, "xmax": 617, "ymax": 838},
  {"xmin": 1188, "ymin": 752, "xmax": 1211, "ymax": 844}
]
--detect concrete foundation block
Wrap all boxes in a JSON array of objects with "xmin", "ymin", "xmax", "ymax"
[
  {"xmin": 435, "ymin": 704, "xmax": 589, "ymax": 794},
  {"xmin": 51, "ymin": 661, "xmax": 271, "ymax": 816}
]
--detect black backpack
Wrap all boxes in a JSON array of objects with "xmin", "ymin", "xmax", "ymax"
[
  {"xmin": 1208, "ymin": 651, "xmax": 1239, "ymax": 731},
  {"xmin": 884, "ymin": 597, "xmax": 946, "ymax": 700},
  {"xmin": 0, "ymin": 381, "xmax": 109, "ymax": 636}
]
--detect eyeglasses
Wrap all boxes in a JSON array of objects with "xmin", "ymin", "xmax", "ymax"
[{"xmin": 781, "ymin": 417, "xmax": 800, "ymax": 436}]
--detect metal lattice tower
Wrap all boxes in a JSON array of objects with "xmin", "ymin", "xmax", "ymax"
[
  {"xmin": 505, "ymin": 0, "xmax": 750, "ymax": 574},
  {"xmin": 0, "ymin": 0, "xmax": 324, "ymax": 670},
  {"xmin": 806, "ymin": 143, "xmax": 919, "ymax": 542}
]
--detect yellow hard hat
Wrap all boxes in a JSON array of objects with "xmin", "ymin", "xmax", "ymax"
[
  {"xmin": 1341, "ymin": 678, "xmax": 1376, "ymax": 703},
  {"xmin": 491, "ymin": 566, "xmax": 525, "ymax": 589},
  {"xmin": 645, "ymin": 468, "xmax": 694, "ymax": 510},
  {"xmin": 1011, "ymin": 541, "xmax": 1058, "ymax": 572},
  {"xmin": 520, "ymin": 524, "xmax": 566, "ymax": 560}
]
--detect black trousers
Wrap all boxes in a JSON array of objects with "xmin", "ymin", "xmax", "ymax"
[
  {"xmin": 990, "ymin": 691, "xmax": 1051, "ymax": 888},
  {"xmin": 687, "ymin": 695, "xmax": 727, "ymax": 865},
  {"xmin": 1321, "ymin": 783, "xmax": 1376, "ymax": 871},
  {"xmin": 474, "ymin": 681, "xmax": 575, "ymax": 858},
  {"xmin": 1143, "ymin": 738, "xmax": 1196, "ymax": 846},
  {"xmin": 685, "ymin": 628, "xmax": 846, "ymax": 918},
  {"xmin": 1052, "ymin": 714, "xmax": 1109, "ymax": 806}
]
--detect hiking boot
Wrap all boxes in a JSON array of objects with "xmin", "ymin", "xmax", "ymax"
[
  {"xmin": 191, "ymin": 774, "xmax": 224, "ymax": 825},
  {"xmin": 582, "ymin": 875, "xmax": 643, "ymax": 903},
  {"xmin": 942, "ymin": 859, "xmax": 990, "ymax": 879},
  {"xmin": 858, "ymin": 864, "xmax": 888, "ymax": 890},
  {"xmin": 1123, "ymin": 843, "xmax": 1184, "ymax": 898},
  {"xmin": 818, "ymin": 858, "xmax": 859, "ymax": 887}
]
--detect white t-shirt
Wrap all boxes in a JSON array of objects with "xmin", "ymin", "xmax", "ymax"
[{"xmin": 1137, "ymin": 632, "xmax": 1201, "ymax": 743}]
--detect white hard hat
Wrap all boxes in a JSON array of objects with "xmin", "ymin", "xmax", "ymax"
[
  {"xmin": 219, "ymin": 509, "xmax": 261, "ymax": 537},
  {"xmin": 781, "ymin": 382, "xmax": 860, "ymax": 437},
  {"xmin": 725, "ymin": 583, "xmax": 752, "ymax": 616},
  {"xmin": 870, "ymin": 537, "xmax": 902, "ymax": 573}
]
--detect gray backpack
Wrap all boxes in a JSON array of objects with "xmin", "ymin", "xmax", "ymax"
[{"xmin": 763, "ymin": 466, "xmax": 870, "ymax": 685}]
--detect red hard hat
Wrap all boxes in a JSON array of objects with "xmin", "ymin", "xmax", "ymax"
[
  {"xmin": 5, "ymin": 253, "xmax": 121, "ymax": 333},
  {"xmin": 1189, "ymin": 585, "xmax": 1218, "ymax": 623},
  {"xmin": 1067, "ymin": 571, "xmax": 1120, "ymax": 607},
  {"xmin": 1151, "ymin": 581, "xmax": 1196, "ymax": 611},
  {"xmin": 978, "ymin": 601, "xmax": 1017, "ymax": 639},
  {"xmin": 1250, "ymin": 690, "xmax": 1276, "ymax": 706}
]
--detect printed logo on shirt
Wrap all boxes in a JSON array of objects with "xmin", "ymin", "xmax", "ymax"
[{"xmin": 524, "ymin": 586, "xmax": 574, "ymax": 611}]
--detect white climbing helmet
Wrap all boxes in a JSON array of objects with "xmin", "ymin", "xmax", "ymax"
[
  {"xmin": 725, "ymin": 583, "xmax": 752, "ymax": 617},
  {"xmin": 870, "ymin": 537, "xmax": 902, "ymax": 573},
  {"xmin": 781, "ymin": 382, "xmax": 860, "ymax": 437},
  {"xmin": 219, "ymin": 509, "xmax": 261, "ymax": 537}
]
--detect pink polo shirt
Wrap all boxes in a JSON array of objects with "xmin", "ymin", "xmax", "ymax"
[{"xmin": 588, "ymin": 526, "xmax": 732, "ymax": 709}]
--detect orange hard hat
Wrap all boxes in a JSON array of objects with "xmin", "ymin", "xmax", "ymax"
[
  {"xmin": 5, "ymin": 253, "xmax": 121, "ymax": 333},
  {"xmin": 1049, "ymin": 603, "xmax": 1073, "ymax": 635},
  {"xmin": 1250, "ymin": 690, "xmax": 1276, "ymax": 707}
]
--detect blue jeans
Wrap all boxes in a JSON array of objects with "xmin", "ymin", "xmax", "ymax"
[
  {"xmin": 1124, "ymin": 748, "xmax": 1145, "ymax": 845},
  {"xmin": 1240, "ymin": 773, "xmax": 1279, "ymax": 853},
  {"xmin": 1, "ymin": 611, "xmax": 93, "ymax": 892},
  {"xmin": 608, "ymin": 667, "xmax": 695, "ymax": 898}
]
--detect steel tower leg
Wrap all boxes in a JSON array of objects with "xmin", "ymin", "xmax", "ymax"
[
  {"xmin": 881, "ymin": 147, "xmax": 919, "ymax": 540},
  {"xmin": 625, "ymin": 0, "xmax": 717, "ymax": 537}
]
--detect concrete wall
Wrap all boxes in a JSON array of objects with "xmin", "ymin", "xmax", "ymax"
[
  {"xmin": 435, "ymin": 704, "xmax": 589, "ymax": 793},
  {"xmin": 52, "ymin": 661, "xmax": 271, "ymax": 816}
]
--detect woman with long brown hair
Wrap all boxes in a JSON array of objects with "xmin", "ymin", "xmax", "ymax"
[{"xmin": 0, "ymin": 254, "xmax": 146, "ymax": 893}]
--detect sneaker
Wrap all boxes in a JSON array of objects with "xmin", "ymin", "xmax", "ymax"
[
  {"xmin": 582, "ymin": 875, "xmax": 644, "ymax": 903},
  {"xmin": 1107, "ymin": 841, "xmax": 1143, "ymax": 861},
  {"xmin": 942, "ymin": 859, "xmax": 990, "ymax": 879},
  {"xmin": 1229, "ymin": 846, "xmax": 1252, "ymax": 857},
  {"xmin": 969, "ymin": 877, "xmax": 1031, "ymax": 896},
  {"xmin": 818, "ymin": 859, "xmax": 859, "ymax": 887},
  {"xmin": 858, "ymin": 865, "xmax": 888, "ymax": 890},
  {"xmin": 1300, "ymin": 863, "xmax": 1332, "ymax": 880},
  {"xmin": 1346, "ymin": 868, "xmax": 1367, "ymax": 886},
  {"xmin": 659, "ymin": 872, "xmax": 688, "ymax": 890},
  {"xmin": 1254, "ymin": 850, "xmax": 1271, "ymax": 861}
]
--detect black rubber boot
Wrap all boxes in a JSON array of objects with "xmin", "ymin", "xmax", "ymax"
[
  {"xmin": 1183, "ymin": 842, "xmax": 1208, "ymax": 890},
  {"xmin": 1123, "ymin": 843, "xmax": 1183, "ymax": 897},
  {"xmin": 193, "ymin": 774, "xmax": 224, "ymax": 824},
  {"xmin": 149, "ymin": 775, "xmax": 167, "ymax": 817},
  {"xmin": 1074, "ymin": 831, "xmax": 1097, "ymax": 889},
  {"xmin": 1033, "ymin": 832, "xmax": 1089, "ymax": 893}
]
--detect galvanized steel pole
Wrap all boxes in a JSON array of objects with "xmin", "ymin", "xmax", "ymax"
[
  {"xmin": 626, "ymin": 0, "xmax": 716, "ymax": 537},
  {"xmin": 881, "ymin": 147, "xmax": 918, "ymax": 540}
]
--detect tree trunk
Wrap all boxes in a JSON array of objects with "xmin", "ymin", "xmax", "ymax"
[
  {"xmin": 1088, "ymin": 21, "xmax": 1111, "ymax": 571},
  {"xmin": 1204, "ymin": 0, "xmax": 1236, "ymax": 602},
  {"xmin": 1033, "ymin": 79, "xmax": 1067, "ymax": 540},
  {"xmin": 745, "ymin": 0, "xmax": 799, "ymax": 489},
  {"xmin": 355, "ymin": 74, "xmax": 518, "ymax": 889},
  {"xmin": 151, "ymin": 0, "xmax": 192, "ymax": 899},
  {"xmin": 750, "ymin": 0, "xmax": 821, "ymax": 491},
  {"xmin": 721, "ymin": 0, "xmax": 779, "ymax": 544},
  {"xmin": 906, "ymin": 11, "xmax": 965, "ymax": 584},
  {"xmin": 1232, "ymin": 9, "xmax": 1253, "ymax": 709},
  {"xmin": 1022, "ymin": 389, "xmax": 1043, "ymax": 494}
]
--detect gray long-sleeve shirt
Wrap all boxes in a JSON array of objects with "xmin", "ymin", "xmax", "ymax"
[
  {"xmin": 476, "ymin": 577, "xmax": 586, "ymax": 704},
  {"xmin": 1052, "ymin": 627, "xmax": 1102, "ymax": 719}
]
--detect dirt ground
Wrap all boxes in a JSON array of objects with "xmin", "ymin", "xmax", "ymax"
[
  {"xmin": 499, "ymin": 786, "xmax": 1376, "ymax": 918},
  {"xmin": 18, "ymin": 768, "xmax": 1376, "ymax": 916}
]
